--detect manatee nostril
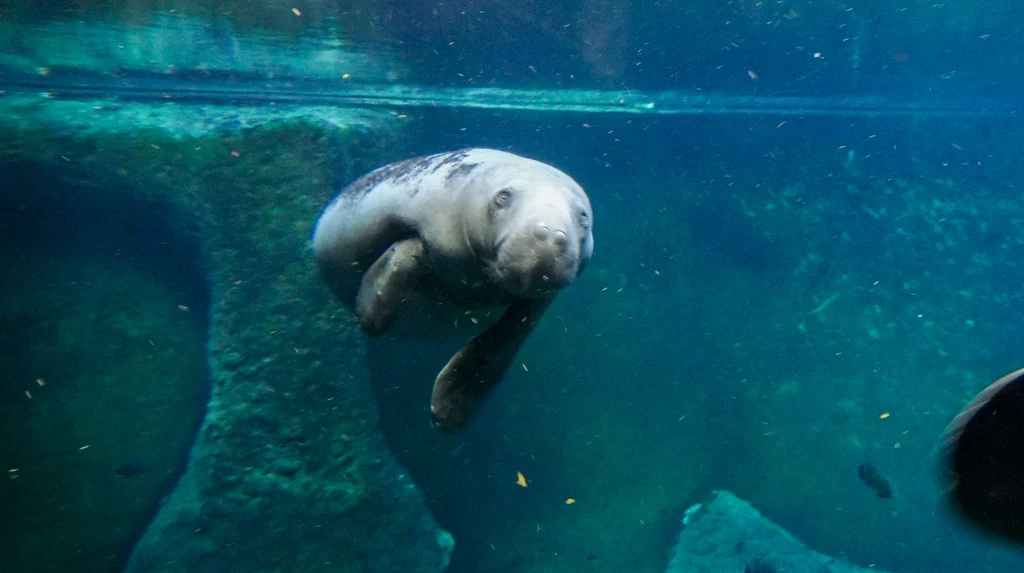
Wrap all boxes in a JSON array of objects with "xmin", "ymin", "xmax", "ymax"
[
  {"xmin": 534, "ymin": 224, "xmax": 550, "ymax": 240},
  {"xmin": 553, "ymin": 230, "xmax": 569, "ymax": 248}
]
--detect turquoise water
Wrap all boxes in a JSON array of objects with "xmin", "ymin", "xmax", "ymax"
[{"xmin": 1, "ymin": 3, "xmax": 1023, "ymax": 573}]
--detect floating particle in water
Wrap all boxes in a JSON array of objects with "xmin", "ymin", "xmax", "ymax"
[{"xmin": 516, "ymin": 471, "xmax": 528, "ymax": 487}]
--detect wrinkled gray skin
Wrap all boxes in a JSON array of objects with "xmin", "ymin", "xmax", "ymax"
[{"xmin": 312, "ymin": 148, "xmax": 594, "ymax": 432}]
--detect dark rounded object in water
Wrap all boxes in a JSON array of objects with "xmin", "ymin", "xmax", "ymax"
[
  {"xmin": 114, "ymin": 459, "xmax": 151, "ymax": 478},
  {"xmin": 744, "ymin": 556, "xmax": 777, "ymax": 573},
  {"xmin": 857, "ymin": 461, "xmax": 894, "ymax": 499},
  {"xmin": 940, "ymin": 367, "xmax": 1024, "ymax": 544}
]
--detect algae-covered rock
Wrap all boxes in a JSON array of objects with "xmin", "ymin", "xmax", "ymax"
[
  {"xmin": 667, "ymin": 490, "xmax": 892, "ymax": 573},
  {"xmin": 0, "ymin": 103, "xmax": 452, "ymax": 573}
]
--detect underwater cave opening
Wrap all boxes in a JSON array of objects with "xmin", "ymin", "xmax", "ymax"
[{"xmin": 0, "ymin": 160, "xmax": 212, "ymax": 573}]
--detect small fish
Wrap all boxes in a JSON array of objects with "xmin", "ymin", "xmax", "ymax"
[
  {"xmin": 516, "ymin": 471, "xmax": 528, "ymax": 487},
  {"xmin": 114, "ymin": 460, "xmax": 151, "ymax": 477},
  {"xmin": 939, "ymin": 367, "xmax": 1024, "ymax": 544},
  {"xmin": 857, "ymin": 461, "xmax": 894, "ymax": 498}
]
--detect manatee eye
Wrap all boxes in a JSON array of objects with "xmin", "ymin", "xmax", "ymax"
[
  {"xmin": 493, "ymin": 188, "xmax": 513, "ymax": 209},
  {"xmin": 578, "ymin": 210, "xmax": 590, "ymax": 230}
]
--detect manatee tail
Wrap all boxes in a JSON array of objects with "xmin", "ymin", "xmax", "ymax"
[{"xmin": 429, "ymin": 296, "xmax": 553, "ymax": 433}]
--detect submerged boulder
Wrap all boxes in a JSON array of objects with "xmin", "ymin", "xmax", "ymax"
[{"xmin": 667, "ymin": 490, "xmax": 893, "ymax": 573}]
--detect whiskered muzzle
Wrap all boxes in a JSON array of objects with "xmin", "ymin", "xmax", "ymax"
[
  {"xmin": 530, "ymin": 250, "xmax": 579, "ymax": 287},
  {"xmin": 487, "ymin": 210, "xmax": 588, "ymax": 297},
  {"xmin": 493, "ymin": 243, "xmax": 580, "ymax": 297}
]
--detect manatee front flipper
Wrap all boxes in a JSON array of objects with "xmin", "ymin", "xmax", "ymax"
[
  {"xmin": 430, "ymin": 296, "xmax": 554, "ymax": 433},
  {"xmin": 355, "ymin": 238, "xmax": 425, "ymax": 336}
]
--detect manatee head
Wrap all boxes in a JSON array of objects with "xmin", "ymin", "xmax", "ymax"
[{"xmin": 462, "ymin": 159, "xmax": 593, "ymax": 299}]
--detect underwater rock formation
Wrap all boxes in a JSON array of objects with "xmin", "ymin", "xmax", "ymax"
[
  {"xmin": 666, "ymin": 490, "xmax": 893, "ymax": 573},
  {"xmin": 0, "ymin": 106, "xmax": 453, "ymax": 573},
  {"xmin": 122, "ymin": 129, "xmax": 453, "ymax": 572}
]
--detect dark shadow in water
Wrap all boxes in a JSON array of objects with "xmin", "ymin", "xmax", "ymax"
[
  {"xmin": 0, "ymin": 161, "xmax": 212, "ymax": 573},
  {"xmin": 365, "ymin": 335, "xmax": 508, "ymax": 573}
]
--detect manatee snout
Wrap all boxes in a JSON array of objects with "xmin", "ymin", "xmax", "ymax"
[
  {"xmin": 532, "ymin": 221, "xmax": 571, "ymax": 250},
  {"xmin": 495, "ymin": 216, "xmax": 582, "ymax": 296}
]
